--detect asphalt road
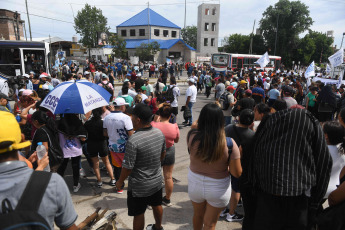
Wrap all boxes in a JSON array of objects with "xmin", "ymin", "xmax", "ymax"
[{"xmin": 60, "ymin": 73, "xmax": 243, "ymax": 230}]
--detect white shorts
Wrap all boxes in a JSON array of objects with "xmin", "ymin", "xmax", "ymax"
[{"xmin": 188, "ymin": 168, "xmax": 231, "ymax": 208}]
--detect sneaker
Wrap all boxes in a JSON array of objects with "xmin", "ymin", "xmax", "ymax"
[
  {"xmin": 96, "ymin": 181, "xmax": 103, "ymax": 188},
  {"xmin": 110, "ymin": 179, "xmax": 116, "ymax": 186},
  {"xmin": 162, "ymin": 196, "xmax": 172, "ymax": 207},
  {"xmin": 73, "ymin": 183, "xmax": 81, "ymax": 193},
  {"xmin": 80, "ymin": 168, "xmax": 86, "ymax": 177},
  {"xmin": 146, "ymin": 224, "xmax": 164, "ymax": 230},
  {"xmin": 182, "ymin": 121, "xmax": 188, "ymax": 125},
  {"xmin": 220, "ymin": 208, "xmax": 229, "ymax": 217},
  {"xmin": 225, "ymin": 212, "xmax": 244, "ymax": 222},
  {"xmin": 115, "ymin": 189, "xmax": 123, "ymax": 194}
]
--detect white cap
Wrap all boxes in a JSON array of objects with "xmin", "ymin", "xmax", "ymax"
[
  {"xmin": 84, "ymin": 71, "xmax": 90, "ymax": 75},
  {"xmin": 137, "ymin": 73, "xmax": 142, "ymax": 77},
  {"xmin": 42, "ymin": 84, "xmax": 49, "ymax": 90},
  {"xmin": 23, "ymin": 74, "xmax": 30, "ymax": 78},
  {"xmin": 19, "ymin": 89, "xmax": 25, "ymax": 93},
  {"xmin": 266, "ymin": 77, "xmax": 270, "ymax": 81},
  {"xmin": 189, "ymin": 78, "xmax": 195, "ymax": 83},
  {"xmin": 113, "ymin": 97, "xmax": 128, "ymax": 106},
  {"xmin": 39, "ymin": 73, "xmax": 49, "ymax": 79}
]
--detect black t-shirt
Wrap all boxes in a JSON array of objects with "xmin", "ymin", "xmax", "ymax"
[
  {"xmin": 84, "ymin": 118, "xmax": 106, "ymax": 142},
  {"xmin": 238, "ymin": 97, "xmax": 255, "ymax": 111},
  {"xmin": 31, "ymin": 127, "xmax": 49, "ymax": 153},
  {"xmin": 161, "ymin": 68, "xmax": 168, "ymax": 79},
  {"xmin": 135, "ymin": 78, "xmax": 145, "ymax": 92},
  {"xmin": 225, "ymin": 124, "xmax": 255, "ymax": 147}
]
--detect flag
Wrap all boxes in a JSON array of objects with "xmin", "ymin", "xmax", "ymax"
[
  {"xmin": 305, "ymin": 61, "xmax": 315, "ymax": 78},
  {"xmin": 337, "ymin": 70, "xmax": 344, "ymax": 89},
  {"xmin": 326, "ymin": 64, "xmax": 331, "ymax": 74},
  {"xmin": 328, "ymin": 49, "xmax": 344, "ymax": 68},
  {"xmin": 255, "ymin": 52, "xmax": 270, "ymax": 68}
]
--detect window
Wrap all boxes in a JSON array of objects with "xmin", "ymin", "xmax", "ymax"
[
  {"xmin": 232, "ymin": 58, "xmax": 237, "ymax": 68},
  {"xmin": 212, "ymin": 8, "xmax": 216, "ymax": 15},
  {"xmin": 121, "ymin": 30, "xmax": 127, "ymax": 37},
  {"xmin": 171, "ymin": 31, "xmax": 177, "ymax": 38},
  {"xmin": 205, "ymin": 9, "xmax": 209, "ymax": 15},
  {"xmin": 204, "ymin": 38, "xmax": 208, "ymax": 46},
  {"xmin": 154, "ymin": 29, "xmax": 160, "ymax": 36},
  {"xmin": 139, "ymin": 29, "xmax": 145, "ymax": 36},
  {"xmin": 211, "ymin": 38, "xmax": 215, "ymax": 46},
  {"xmin": 130, "ymin": 29, "xmax": 136, "ymax": 36},
  {"xmin": 212, "ymin": 23, "xmax": 216, "ymax": 31},
  {"xmin": 163, "ymin": 30, "xmax": 169, "ymax": 37},
  {"xmin": 169, "ymin": 52, "xmax": 181, "ymax": 58},
  {"xmin": 204, "ymin": 23, "xmax": 209, "ymax": 31}
]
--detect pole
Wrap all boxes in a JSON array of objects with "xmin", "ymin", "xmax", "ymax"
[
  {"xmin": 49, "ymin": 34, "xmax": 52, "ymax": 74},
  {"xmin": 23, "ymin": 22, "xmax": 27, "ymax": 41},
  {"xmin": 249, "ymin": 19, "xmax": 255, "ymax": 54},
  {"xmin": 184, "ymin": 0, "xmax": 186, "ymax": 29},
  {"xmin": 341, "ymin": 33, "xmax": 345, "ymax": 49},
  {"xmin": 25, "ymin": 0, "xmax": 32, "ymax": 41},
  {"xmin": 274, "ymin": 13, "xmax": 279, "ymax": 56}
]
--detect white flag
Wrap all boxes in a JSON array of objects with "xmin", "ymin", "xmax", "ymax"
[
  {"xmin": 255, "ymin": 52, "xmax": 270, "ymax": 68},
  {"xmin": 337, "ymin": 70, "xmax": 344, "ymax": 89},
  {"xmin": 329, "ymin": 49, "xmax": 344, "ymax": 68},
  {"xmin": 326, "ymin": 64, "xmax": 331, "ymax": 74},
  {"xmin": 305, "ymin": 61, "xmax": 315, "ymax": 78}
]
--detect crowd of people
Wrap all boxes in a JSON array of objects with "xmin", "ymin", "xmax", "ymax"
[{"xmin": 1, "ymin": 58, "xmax": 345, "ymax": 230}]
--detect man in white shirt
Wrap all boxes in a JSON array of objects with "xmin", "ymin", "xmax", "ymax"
[{"xmin": 183, "ymin": 78, "xmax": 197, "ymax": 126}]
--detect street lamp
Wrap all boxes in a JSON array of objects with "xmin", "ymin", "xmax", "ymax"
[{"xmin": 274, "ymin": 8, "xmax": 279, "ymax": 56}]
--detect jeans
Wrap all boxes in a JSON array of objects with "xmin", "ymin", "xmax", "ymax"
[
  {"xmin": 225, "ymin": 116, "xmax": 232, "ymax": 126},
  {"xmin": 188, "ymin": 102, "xmax": 194, "ymax": 125}
]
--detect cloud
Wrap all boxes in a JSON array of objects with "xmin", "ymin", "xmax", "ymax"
[{"xmin": 2, "ymin": 0, "xmax": 344, "ymax": 48}]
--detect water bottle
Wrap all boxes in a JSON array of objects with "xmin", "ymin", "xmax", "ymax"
[
  {"xmin": 36, "ymin": 142, "xmax": 50, "ymax": 172},
  {"xmin": 15, "ymin": 114, "xmax": 22, "ymax": 122}
]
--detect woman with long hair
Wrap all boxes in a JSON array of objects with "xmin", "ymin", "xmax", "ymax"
[
  {"xmin": 317, "ymin": 84, "xmax": 337, "ymax": 122},
  {"xmin": 187, "ymin": 103, "xmax": 242, "ymax": 230},
  {"xmin": 151, "ymin": 103, "xmax": 180, "ymax": 206},
  {"xmin": 84, "ymin": 108, "xmax": 116, "ymax": 187}
]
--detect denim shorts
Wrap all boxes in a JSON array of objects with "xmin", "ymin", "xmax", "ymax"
[{"xmin": 188, "ymin": 169, "xmax": 231, "ymax": 208}]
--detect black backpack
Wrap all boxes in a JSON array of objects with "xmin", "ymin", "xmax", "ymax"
[
  {"xmin": 101, "ymin": 81, "xmax": 113, "ymax": 95},
  {"xmin": 0, "ymin": 171, "xmax": 52, "ymax": 230},
  {"xmin": 163, "ymin": 85, "xmax": 175, "ymax": 103},
  {"xmin": 220, "ymin": 92, "xmax": 230, "ymax": 110},
  {"xmin": 62, "ymin": 65, "xmax": 68, "ymax": 75}
]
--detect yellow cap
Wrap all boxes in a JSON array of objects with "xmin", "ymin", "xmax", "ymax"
[
  {"xmin": 240, "ymin": 80, "xmax": 248, "ymax": 84},
  {"xmin": 0, "ymin": 111, "xmax": 31, "ymax": 154}
]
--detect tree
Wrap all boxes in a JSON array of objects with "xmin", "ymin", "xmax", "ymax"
[
  {"xmin": 135, "ymin": 41, "xmax": 161, "ymax": 61},
  {"xmin": 259, "ymin": 0, "xmax": 313, "ymax": 64},
  {"xmin": 296, "ymin": 35, "xmax": 316, "ymax": 64},
  {"xmin": 222, "ymin": 34, "xmax": 267, "ymax": 54},
  {"xmin": 74, "ymin": 4, "xmax": 109, "ymax": 48},
  {"xmin": 109, "ymin": 34, "xmax": 127, "ymax": 59},
  {"xmin": 181, "ymin": 26, "xmax": 197, "ymax": 49}
]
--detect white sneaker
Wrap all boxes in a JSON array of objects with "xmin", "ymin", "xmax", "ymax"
[
  {"xmin": 220, "ymin": 208, "xmax": 229, "ymax": 217},
  {"xmin": 73, "ymin": 183, "xmax": 81, "ymax": 193},
  {"xmin": 80, "ymin": 168, "xmax": 86, "ymax": 177},
  {"xmin": 225, "ymin": 212, "xmax": 244, "ymax": 222}
]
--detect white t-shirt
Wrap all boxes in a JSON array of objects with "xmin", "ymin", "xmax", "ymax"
[
  {"xmin": 186, "ymin": 85, "xmax": 197, "ymax": 103},
  {"xmin": 325, "ymin": 145, "xmax": 345, "ymax": 197},
  {"xmin": 140, "ymin": 93, "xmax": 148, "ymax": 103},
  {"xmin": 264, "ymin": 81, "xmax": 270, "ymax": 90},
  {"xmin": 103, "ymin": 111, "xmax": 133, "ymax": 153}
]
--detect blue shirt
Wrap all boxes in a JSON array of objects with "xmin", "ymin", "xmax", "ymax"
[
  {"xmin": 268, "ymin": 89, "xmax": 280, "ymax": 100},
  {"xmin": 115, "ymin": 63, "xmax": 122, "ymax": 71},
  {"xmin": 252, "ymin": 87, "xmax": 265, "ymax": 98},
  {"xmin": 26, "ymin": 81, "xmax": 33, "ymax": 90}
]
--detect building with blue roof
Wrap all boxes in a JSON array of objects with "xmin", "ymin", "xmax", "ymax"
[{"xmin": 116, "ymin": 8, "xmax": 195, "ymax": 63}]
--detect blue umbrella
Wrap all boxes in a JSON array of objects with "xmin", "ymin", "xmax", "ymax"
[{"xmin": 41, "ymin": 80, "xmax": 112, "ymax": 114}]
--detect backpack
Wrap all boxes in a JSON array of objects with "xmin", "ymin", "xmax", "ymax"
[
  {"xmin": 163, "ymin": 85, "xmax": 176, "ymax": 103},
  {"xmin": 0, "ymin": 171, "xmax": 52, "ymax": 230},
  {"xmin": 101, "ymin": 81, "xmax": 113, "ymax": 95},
  {"xmin": 62, "ymin": 65, "xmax": 68, "ymax": 75},
  {"xmin": 220, "ymin": 92, "xmax": 230, "ymax": 110}
]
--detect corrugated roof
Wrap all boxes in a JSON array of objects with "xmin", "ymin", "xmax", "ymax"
[
  {"xmin": 117, "ymin": 8, "xmax": 180, "ymax": 29},
  {"xmin": 124, "ymin": 39, "xmax": 195, "ymax": 51}
]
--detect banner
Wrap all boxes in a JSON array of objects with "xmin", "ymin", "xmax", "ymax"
[
  {"xmin": 326, "ymin": 64, "xmax": 331, "ymax": 74},
  {"xmin": 305, "ymin": 61, "xmax": 315, "ymax": 78},
  {"xmin": 328, "ymin": 49, "xmax": 344, "ymax": 68},
  {"xmin": 255, "ymin": 52, "xmax": 270, "ymax": 68}
]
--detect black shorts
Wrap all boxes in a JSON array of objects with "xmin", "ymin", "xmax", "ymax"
[
  {"xmin": 127, "ymin": 188, "xmax": 162, "ymax": 216},
  {"xmin": 172, "ymin": 106, "xmax": 178, "ymax": 115},
  {"xmin": 117, "ymin": 70, "xmax": 122, "ymax": 75},
  {"xmin": 161, "ymin": 145, "xmax": 175, "ymax": 166},
  {"xmin": 87, "ymin": 141, "xmax": 109, "ymax": 158},
  {"xmin": 231, "ymin": 174, "xmax": 240, "ymax": 193}
]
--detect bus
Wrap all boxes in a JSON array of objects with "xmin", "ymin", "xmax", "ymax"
[
  {"xmin": 211, "ymin": 53, "xmax": 281, "ymax": 74},
  {"xmin": 0, "ymin": 40, "xmax": 50, "ymax": 78}
]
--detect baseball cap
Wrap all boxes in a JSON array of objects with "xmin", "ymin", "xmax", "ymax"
[
  {"xmin": 141, "ymin": 85, "xmax": 147, "ymax": 91},
  {"xmin": 42, "ymin": 84, "xmax": 49, "ymax": 90},
  {"xmin": 102, "ymin": 74, "xmax": 108, "ymax": 79},
  {"xmin": 84, "ymin": 71, "xmax": 90, "ymax": 75},
  {"xmin": 22, "ymin": 90, "xmax": 33, "ymax": 96},
  {"xmin": 0, "ymin": 93, "xmax": 11, "ymax": 101},
  {"xmin": 39, "ymin": 73, "xmax": 49, "ymax": 79},
  {"xmin": 283, "ymin": 86, "xmax": 294, "ymax": 95},
  {"xmin": 266, "ymin": 77, "xmax": 270, "ymax": 81},
  {"xmin": 240, "ymin": 80, "xmax": 247, "ymax": 84},
  {"xmin": 23, "ymin": 74, "xmax": 30, "ymax": 79},
  {"xmin": 227, "ymin": 85, "xmax": 235, "ymax": 91},
  {"xmin": 189, "ymin": 78, "xmax": 195, "ymax": 83},
  {"xmin": 137, "ymin": 73, "xmax": 142, "ymax": 77},
  {"xmin": 113, "ymin": 97, "xmax": 128, "ymax": 106},
  {"xmin": 245, "ymin": 89, "xmax": 252, "ymax": 95},
  {"xmin": 0, "ymin": 111, "xmax": 31, "ymax": 154}
]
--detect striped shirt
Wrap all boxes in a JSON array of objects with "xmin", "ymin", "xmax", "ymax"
[
  {"xmin": 250, "ymin": 109, "xmax": 332, "ymax": 209},
  {"xmin": 123, "ymin": 126, "xmax": 166, "ymax": 197}
]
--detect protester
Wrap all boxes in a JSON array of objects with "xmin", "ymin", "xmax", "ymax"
[
  {"xmin": 187, "ymin": 103, "xmax": 241, "ymax": 230},
  {"xmin": 151, "ymin": 103, "xmax": 180, "ymax": 206},
  {"xmin": 183, "ymin": 78, "xmax": 197, "ymax": 126},
  {"xmin": 317, "ymin": 84, "xmax": 337, "ymax": 122},
  {"xmin": 115, "ymin": 104, "xmax": 166, "ymax": 230}
]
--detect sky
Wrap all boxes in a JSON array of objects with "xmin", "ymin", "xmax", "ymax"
[{"xmin": 2, "ymin": 0, "xmax": 345, "ymax": 49}]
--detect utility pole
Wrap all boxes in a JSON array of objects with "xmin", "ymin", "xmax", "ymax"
[
  {"xmin": 249, "ymin": 20, "xmax": 255, "ymax": 54},
  {"xmin": 23, "ymin": 22, "xmax": 27, "ymax": 41},
  {"xmin": 25, "ymin": 0, "xmax": 32, "ymax": 41},
  {"xmin": 15, "ymin": 12, "xmax": 20, "ymax": 40},
  {"xmin": 274, "ymin": 10, "xmax": 279, "ymax": 56},
  {"xmin": 184, "ymin": 0, "xmax": 186, "ymax": 29}
]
